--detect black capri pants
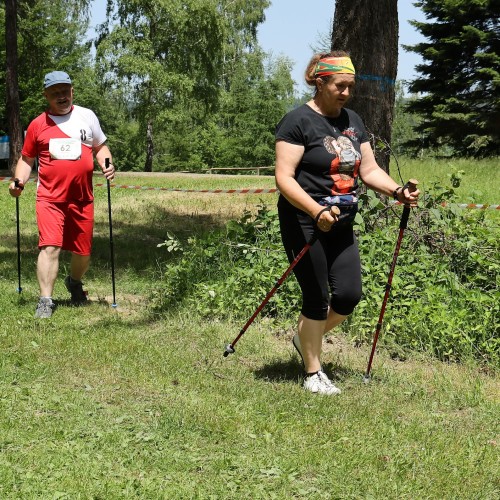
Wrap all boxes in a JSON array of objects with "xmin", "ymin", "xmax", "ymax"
[{"xmin": 278, "ymin": 197, "xmax": 362, "ymax": 321}]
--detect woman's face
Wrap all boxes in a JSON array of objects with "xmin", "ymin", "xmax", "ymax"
[{"xmin": 318, "ymin": 73, "xmax": 355, "ymax": 109}]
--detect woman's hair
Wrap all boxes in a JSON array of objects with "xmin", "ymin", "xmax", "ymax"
[{"xmin": 304, "ymin": 50, "xmax": 351, "ymax": 87}]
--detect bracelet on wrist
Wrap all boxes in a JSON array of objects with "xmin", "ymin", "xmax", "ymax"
[{"xmin": 393, "ymin": 186, "xmax": 403, "ymax": 200}]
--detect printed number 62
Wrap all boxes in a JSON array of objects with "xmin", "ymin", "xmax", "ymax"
[{"xmin": 60, "ymin": 145, "xmax": 71, "ymax": 151}]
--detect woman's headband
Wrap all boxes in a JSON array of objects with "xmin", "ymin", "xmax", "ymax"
[{"xmin": 315, "ymin": 57, "xmax": 356, "ymax": 77}]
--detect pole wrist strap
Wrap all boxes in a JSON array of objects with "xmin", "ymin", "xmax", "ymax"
[{"xmin": 314, "ymin": 207, "xmax": 331, "ymax": 225}]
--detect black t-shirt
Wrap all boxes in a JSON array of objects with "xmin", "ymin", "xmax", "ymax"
[{"xmin": 275, "ymin": 104, "xmax": 369, "ymax": 200}]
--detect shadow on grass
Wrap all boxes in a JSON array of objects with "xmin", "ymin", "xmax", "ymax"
[
  {"xmin": 89, "ymin": 207, "xmax": 228, "ymax": 275},
  {"xmin": 254, "ymin": 358, "xmax": 359, "ymax": 384},
  {"xmin": 1, "ymin": 205, "xmax": 228, "ymax": 282}
]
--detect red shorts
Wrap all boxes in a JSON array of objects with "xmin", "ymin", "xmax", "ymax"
[{"xmin": 36, "ymin": 200, "xmax": 94, "ymax": 255}]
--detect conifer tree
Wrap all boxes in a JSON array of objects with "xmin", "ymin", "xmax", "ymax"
[{"xmin": 405, "ymin": 0, "xmax": 499, "ymax": 157}]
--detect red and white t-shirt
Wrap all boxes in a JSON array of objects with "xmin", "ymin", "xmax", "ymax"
[{"xmin": 22, "ymin": 105, "xmax": 107, "ymax": 202}]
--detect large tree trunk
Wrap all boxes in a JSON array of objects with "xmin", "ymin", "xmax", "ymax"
[
  {"xmin": 331, "ymin": 0, "xmax": 398, "ymax": 173},
  {"xmin": 5, "ymin": 0, "xmax": 23, "ymax": 173}
]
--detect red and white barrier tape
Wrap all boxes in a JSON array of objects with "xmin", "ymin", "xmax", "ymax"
[
  {"xmin": 1, "ymin": 177, "xmax": 277, "ymax": 194},
  {"xmin": 392, "ymin": 200, "xmax": 499, "ymax": 210},
  {"xmin": 94, "ymin": 183, "xmax": 279, "ymax": 194},
  {"xmin": 2, "ymin": 177, "xmax": 498, "ymax": 209},
  {"xmin": 440, "ymin": 202, "xmax": 499, "ymax": 210}
]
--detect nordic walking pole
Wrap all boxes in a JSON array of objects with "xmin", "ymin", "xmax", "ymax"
[
  {"xmin": 14, "ymin": 179, "xmax": 24, "ymax": 293},
  {"xmin": 105, "ymin": 158, "xmax": 117, "ymax": 308},
  {"xmin": 223, "ymin": 206, "xmax": 340, "ymax": 357},
  {"xmin": 363, "ymin": 179, "xmax": 419, "ymax": 383}
]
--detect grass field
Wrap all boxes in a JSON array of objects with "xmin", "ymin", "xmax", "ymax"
[{"xmin": 0, "ymin": 160, "xmax": 498, "ymax": 498}]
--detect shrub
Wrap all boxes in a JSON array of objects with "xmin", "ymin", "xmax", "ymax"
[{"xmin": 152, "ymin": 178, "xmax": 499, "ymax": 365}]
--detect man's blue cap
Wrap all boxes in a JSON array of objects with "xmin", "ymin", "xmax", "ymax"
[{"xmin": 43, "ymin": 71, "xmax": 72, "ymax": 88}]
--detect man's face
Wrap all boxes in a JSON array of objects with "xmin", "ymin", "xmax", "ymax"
[{"xmin": 44, "ymin": 84, "xmax": 73, "ymax": 115}]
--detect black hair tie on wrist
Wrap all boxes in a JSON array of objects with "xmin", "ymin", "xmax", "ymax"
[{"xmin": 314, "ymin": 206, "xmax": 331, "ymax": 225}]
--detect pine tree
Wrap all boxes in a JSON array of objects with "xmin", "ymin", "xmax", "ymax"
[{"xmin": 405, "ymin": 0, "xmax": 500, "ymax": 157}]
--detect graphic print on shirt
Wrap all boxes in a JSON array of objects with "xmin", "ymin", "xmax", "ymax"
[{"xmin": 323, "ymin": 134, "xmax": 361, "ymax": 194}]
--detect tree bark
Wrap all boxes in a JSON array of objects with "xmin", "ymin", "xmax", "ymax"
[
  {"xmin": 331, "ymin": 0, "xmax": 398, "ymax": 173},
  {"xmin": 5, "ymin": 0, "xmax": 23, "ymax": 172},
  {"xmin": 144, "ymin": 118, "xmax": 154, "ymax": 172}
]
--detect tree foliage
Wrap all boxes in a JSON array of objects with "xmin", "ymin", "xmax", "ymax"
[
  {"xmin": 16, "ymin": 0, "xmax": 92, "ymax": 123},
  {"xmin": 5, "ymin": 0, "xmax": 22, "ymax": 170},
  {"xmin": 4, "ymin": 1, "xmax": 496, "ymax": 171},
  {"xmin": 94, "ymin": 0, "xmax": 294, "ymax": 172},
  {"xmin": 405, "ymin": 0, "xmax": 500, "ymax": 157}
]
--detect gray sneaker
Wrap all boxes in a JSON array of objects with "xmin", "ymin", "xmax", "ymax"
[
  {"xmin": 64, "ymin": 275, "xmax": 88, "ymax": 304},
  {"xmin": 34, "ymin": 297, "xmax": 55, "ymax": 319}
]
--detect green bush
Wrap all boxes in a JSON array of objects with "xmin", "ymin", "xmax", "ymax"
[{"xmin": 152, "ymin": 179, "xmax": 499, "ymax": 365}]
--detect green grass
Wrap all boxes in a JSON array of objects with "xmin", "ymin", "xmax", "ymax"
[
  {"xmin": 393, "ymin": 157, "xmax": 500, "ymax": 205},
  {"xmin": 0, "ymin": 162, "xmax": 499, "ymax": 498}
]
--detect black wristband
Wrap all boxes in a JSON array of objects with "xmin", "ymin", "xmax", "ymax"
[
  {"xmin": 393, "ymin": 186, "xmax": 402, "ymax": 200},
  {"xmin": 14, "ymin": 178, "xmax": 24, "ymax": 190}
]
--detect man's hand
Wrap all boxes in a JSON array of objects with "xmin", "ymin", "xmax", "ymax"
[
  {"xmin": 102, "ymin": 160, "xmax": 115, "ymax": 181},
  {"xmin": 9, "ymin": 179, "xmax": 24, "ymax": 198}
]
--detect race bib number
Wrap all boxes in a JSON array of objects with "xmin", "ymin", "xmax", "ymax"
[{"xmin": 49, "ymin": 138, "xmax": 82, "ymax": 160}]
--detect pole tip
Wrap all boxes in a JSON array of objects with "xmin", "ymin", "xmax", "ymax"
[
  {"xmin": 223, "ymin": 344, "xmax": 235, "ymax": 357},
  {"xmin": 111, "ymin": 303, "xmax": 118, "ymax": 308},
  {"xmin": 362, "ymin": 375, "xmax": 370, "ymax": 384}
]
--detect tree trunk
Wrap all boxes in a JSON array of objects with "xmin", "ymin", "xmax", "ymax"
[
  {"xmin": 5, "ymin": 0, "xmax": 23, "ymax": 173},
  {"xmin": 331, "ymin": 0, "xmax": 398, "ymax": 173},
  {"xmin": 144, "ymin": 118, "xmax": 154, "ymax": 172}
]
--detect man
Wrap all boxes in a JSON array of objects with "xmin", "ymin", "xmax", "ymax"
[{"xmin": 9, "ymin": 71, "xmax": 115, "ymax": 318}]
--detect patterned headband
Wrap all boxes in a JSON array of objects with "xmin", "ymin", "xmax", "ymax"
[{"xmin": 315, "ymin": 57, "xmax": 356, "ymax": 77}]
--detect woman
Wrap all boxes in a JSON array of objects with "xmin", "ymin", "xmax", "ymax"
[{"xmin": 275, "ymin": 51, "xmax": 419, "ymax": 395}]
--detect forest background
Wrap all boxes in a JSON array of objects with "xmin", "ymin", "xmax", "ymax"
[{"xmin": 1, "ymin": 0, "xmax": 498, "ymax": 173}]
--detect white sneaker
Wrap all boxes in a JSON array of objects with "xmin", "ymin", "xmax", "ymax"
[{"xmin": 303, "ymin": 370, "xmax": 341, "ymax": 395}]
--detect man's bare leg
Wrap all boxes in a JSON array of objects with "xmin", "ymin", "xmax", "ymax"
[
  {"xmin": 69, "ymin": 253, "xmax": 90, "ymax": 281},
  {"xmin": 37, "ymin": 246, "xmax": 61, "ymax": 297}
]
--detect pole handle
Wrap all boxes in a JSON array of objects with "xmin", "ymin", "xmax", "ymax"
[
  {"xmin": 400, "ymin": 179, "xmax": 419, "ymax": 229},
  {"xmin": 406, "ymin": 179, "xmax": 419, "ymax": 193}
]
